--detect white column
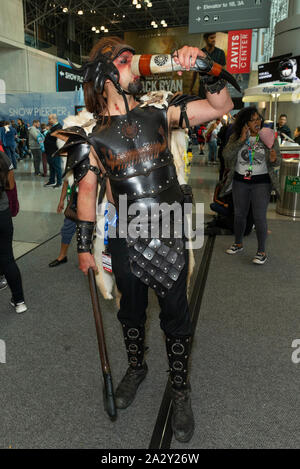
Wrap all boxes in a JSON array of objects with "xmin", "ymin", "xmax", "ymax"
[{"xmin": 288, "ymin": 0, "xmax": 300, "ymax": 16}]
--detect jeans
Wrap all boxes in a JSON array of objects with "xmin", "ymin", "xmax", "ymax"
[
  {"xmin": 0, "ymin": 208, "xmax": 25, "ymax": 303},
  {"xmin": 232, "ymin": 180, "xmax": 271, "ymax": 252},
  {"xmin": 208, "ymin": 140, "xmax": 217, "ymax": 162},
  {"xmin": 31, "ymin": 148, "xmax": 42, "ymax": 175},
  {"xmin": 61, "ymin": 217, "xmax": 76, "ymax": 245},
  {"xmin": 108, "ymin": 237, "xmax": 191, "ymax": 337},
  {"xmin": 4, "ymin": 145, "xmax": 17, "ymax": 169},
  {"xmin": 47, "ymin": 154, "xmax": 62, "ymax": 185}
]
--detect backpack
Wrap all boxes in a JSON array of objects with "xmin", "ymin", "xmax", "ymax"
[{"xmin": 197, "ymin": 127, "xmax": 203, "ymax": 137}]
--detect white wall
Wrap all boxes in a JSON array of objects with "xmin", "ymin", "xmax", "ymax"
[
  {"xmin": 0, "ymin": 0, "xmax": 72, "ymax": 94},
  {"xmin": 0, "ymin": 0, "xmax": 24, "ymax": 46},
  {"xmin": 0, "ymin": 45, "xmax": 72, "ymax": 94}
]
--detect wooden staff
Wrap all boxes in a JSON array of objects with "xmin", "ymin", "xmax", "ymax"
[{"xmin": 88, "ymin": 268, "xmax": 117, "ymax": 421}]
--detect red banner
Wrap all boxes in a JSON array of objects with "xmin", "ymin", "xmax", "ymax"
[{"xmin": 227, "ymin": 30, "xmax": 252, "ymax": 74}]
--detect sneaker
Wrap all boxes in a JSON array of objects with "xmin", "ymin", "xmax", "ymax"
[
  {"xmin": 0, "ymin": 275, "xmax": 8, "ymax": 291},
  {"xmin": 53, "ymin": 183, "xmax": 62, "ymax": 188},
  {"xmin": 253, "ymin": 252, "xmax": 267, "ymax": 265},
  {"xmin": 44, "ymin": 181, "xmax": 56, "ymax": 187},
  {"xmin": 226, "ymin": 243, "xmax": 243, "ymax": 254},
  {"xmin": 10, "ymin": 299, "xmax": 28, "ymax": 314}
]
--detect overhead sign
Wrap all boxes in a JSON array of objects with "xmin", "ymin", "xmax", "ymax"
[
  {"xmin": 227, "ymin": 30, "xmax": 252, "ymax": 74},
  {"xmin": 56, "ymin": 62, "xmax": 84, "ymax": 92},
  {"xmin": 258, "ymin": 56, "xmax": 300, "ymax": 84},
  {"xmin": 189, "ymin": 0, "xmax": 271, "ymax": 33}
]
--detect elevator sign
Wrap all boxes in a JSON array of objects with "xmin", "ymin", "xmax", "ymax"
[{"xmin": 189, "ymin": 0, "xmax": 271, "ymax": 33}]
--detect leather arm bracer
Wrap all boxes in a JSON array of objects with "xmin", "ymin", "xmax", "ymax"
[{"xmin": 76, "ymin": 220, "xmax": 95, "ymax": 253}]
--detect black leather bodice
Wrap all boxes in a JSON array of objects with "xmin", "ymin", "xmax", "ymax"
[{"xmin": 89, "ymin": 105, "xmax": 183, "ymax": 211}]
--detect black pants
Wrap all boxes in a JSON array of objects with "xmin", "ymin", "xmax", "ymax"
[
  {"xmin": 232, "ymin": 180, "xmax": 271, "ymax": 252},
  {"xmin": 108, "ymin": 237, "xmax": 192, "ymax": 337},
  {"xmin": 0, "ymin": 208, "xmax": 24, "ymax": 303}
]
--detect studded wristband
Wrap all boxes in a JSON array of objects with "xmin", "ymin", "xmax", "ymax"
[
  {"xmin": 202, "ymin": 76, "xmax": 227, "ymax": 94},
  {"xmin": 76, "ymin": 220, "xmax": 95, "ymax": 253}
]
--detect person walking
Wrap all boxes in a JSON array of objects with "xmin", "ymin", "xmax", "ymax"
[
  {"xmin": 41, "ymin": 123, "xmax": 49, "ymax": 177},
  {"xmin": 44, "ymin": 114, "xmax": 62, "ymax": 188},
  {"xmin": 48, "ymin": 180, "xmax": 77, "ymax": 267},
  {"xmin": 1, "ymin": 121, "xmax": 18, "ymax": 169},
  {"xmin": 196, "ymin": 124, "xmax": 206, "ymax": 155},
  {"xmin": 17, "ymin": 119, "xmax": 31, "ymax": 159},
  {"xmin": 29, "ymin": 120, "xmax": 43, "ymax": 175},
  {"xmin": 0, "ymin": 150, "xmax": 27, "ymax": 313},
  {"xmin": 206, "ymin": 121, "xmax": 218, "ymax": 165},
  {"xmin": 222, "ymin": 106, "xmax": 281, "ymax": 264}
]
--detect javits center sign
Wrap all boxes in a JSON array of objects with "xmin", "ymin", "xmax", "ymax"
[
  {"xmin": 56, "ymin": 62, "xmax": 84, "ymax": 92},
  {"xmin": 189, "ymin": 0, "xmax": 271, "ymax": 33}
]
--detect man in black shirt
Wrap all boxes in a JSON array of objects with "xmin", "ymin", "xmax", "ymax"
[
  {"xmin": 277, "ymin": 114, "xmax": 292, "ymax": 140},
  {"xmin": 44, "ymin": 114, "xmax": 62, "ymax": 188},
  {"xmin": 190, "ymin": 32, "xmax": 226, "ymax": 99}
]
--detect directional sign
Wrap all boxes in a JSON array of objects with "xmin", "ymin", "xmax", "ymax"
[
  {"xmin": 189, "ymin": 0, "xmax": 271, "ymax": 33},
  {"xmin": 56, "ymin": 62, "xmax": 84, "ymax": 92}
]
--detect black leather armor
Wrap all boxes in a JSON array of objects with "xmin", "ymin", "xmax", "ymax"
[{"xmin": 56, "ymin": 97, "xmax": 196, "ymax": 296}]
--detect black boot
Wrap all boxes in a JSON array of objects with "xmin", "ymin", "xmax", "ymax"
[
  {"xmin": 166, "ymin": 336, "xmax": 195, "ymax": 443},
  {"xmin": 115, "ymin": 325, "xmax": 148, "ymax": 409}
]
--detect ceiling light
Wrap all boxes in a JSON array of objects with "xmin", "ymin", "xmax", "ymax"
[
  {"xmin": 105, "ymin": 29, "xmax": 109, "ymax": 33},
  {"xmin": 92, "ymin": 26, "xmax": 96, "ymax": 31},
  {"xmin": 100, "ymin": 26, "xmax": 105, "ymax": 31},
  {"xmin": 123, "ymin": 14, "xmax": 126, "ymax": 18},
  {"xmin": 132, "ymin": 0, "xmax": 138, "ymax": 4},
  {"xmin": 148, "ymin": 2, "xmax": 152, "ymax": 6},
  {"xmin": 153, "ymin": 24, "xmax": 158, "ymax": 28},
  {"xmin": 161, "ymin": 20, "xmax": 166, "ymax": 24},
  {"xmin": 151, "ymin": 21, "xmax": 155, "ymax": 25},
  {"xmin": 96, "ymin": 29, "xmax": 100, "ymax": 33},
  {"xmin": 163, "ymin": 24, "xmax": 168, "ymax": 27},
  {"xmin": 78, "ymin": 10, "xmax": 83, "ymax": 15},
  {"xmin": 62, "ymin": 7, "xmax": 68, "ymax": 13},
  {"xmin": 136, "ymin": 3, "xmax": 142, "ymax": 8}
]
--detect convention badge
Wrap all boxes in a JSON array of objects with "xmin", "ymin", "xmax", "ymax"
[
  {"xmin": 244, "ymin": 169, "xmax": 252, "ymax": 180},
  {"xmin": 102, "ymin": 251, "xmax": 112, "ymax": 273}
]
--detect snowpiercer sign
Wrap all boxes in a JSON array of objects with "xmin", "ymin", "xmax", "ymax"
[{"xmin": 227, "ymin": 30, "xmax": 252, "ymax": 74}]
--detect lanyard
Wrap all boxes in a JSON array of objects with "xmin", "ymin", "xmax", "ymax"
[
  {"xmin": 246, "ymin": 135, "xmax": 259, "ymax": 170},
  {"xmin": 104, "ymin": 203, "xmax": 118, "ymax": 247}
]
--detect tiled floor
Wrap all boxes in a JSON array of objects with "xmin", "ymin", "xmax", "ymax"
[
  {"xmin": 12, "ymin": 241, "xmax": 39, "ymax": 259},
  {"xmin": 13, "ymin": 157, "xmax": 63, "ymax": 258},
  {"xmin": 12, "ymin": 147, "xmax": 298, "ymax": 259}
]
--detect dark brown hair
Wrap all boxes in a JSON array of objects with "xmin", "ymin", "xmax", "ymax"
[{"xmin": 84, "ymin": 36, "xmax": 126, "ymax": 127}]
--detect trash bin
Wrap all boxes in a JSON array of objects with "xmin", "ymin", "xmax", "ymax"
[{"xmin": 276, "ymin": 158, "xmax": 300, "ymax": 217}]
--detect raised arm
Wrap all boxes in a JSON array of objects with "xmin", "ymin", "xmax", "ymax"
[{"xmin": 168, "ymin": 46, "xmax": 233, "ymax": 128}]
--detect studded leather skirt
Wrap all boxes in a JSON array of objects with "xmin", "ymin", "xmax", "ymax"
[{"xmin": 127, "ymin": 216, "xmax": 186, "ymax": 298}]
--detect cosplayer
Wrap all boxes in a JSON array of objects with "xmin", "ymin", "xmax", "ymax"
[{"xmin": 55, "ymin": 37, "xmax": 233, "ymax": 443}]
